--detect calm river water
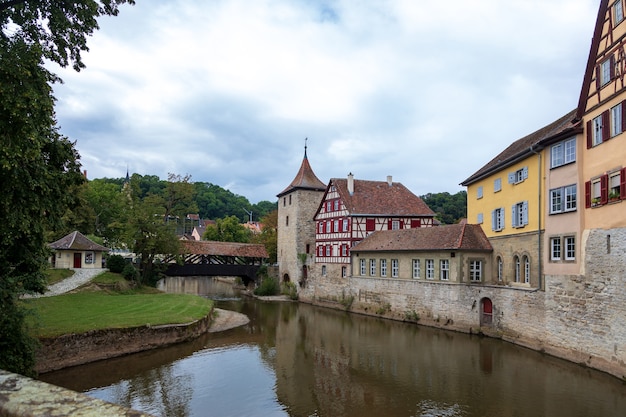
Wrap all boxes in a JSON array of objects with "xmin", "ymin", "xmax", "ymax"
[{"xmin": 41, "ymin": 278, "xmax": 626, "ymax": 417}]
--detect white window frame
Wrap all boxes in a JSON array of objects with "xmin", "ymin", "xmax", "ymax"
[
  {"xmin": 440, "ymin": 259, "xmax": 449, "ymax": 281},
  {"xmin": 334, "ymin": 220, "xmax": 339, "ymax": 233},
  {"xmin": 508, "ymin": 167, "xmax": 528, "ymax": 184},
  {"xmin": 592, "ymin": 114, "xmax": 603, "ymax": 146},
  {"xmin": 497, "ymin": 256, "xmax": 503, "ymax": 282},
  {"xmin": 391, "ymin": 220, "xmax": 400, "ymax": 230},
  {"xmin": 391, "ymin": 259, "xmax": 399, "ymax": 278},
  {"xmin": 380, "ymin": 259, "xmax": 387, "ymax": 277},
  {"xmin": 615, "ymin": 0, "xmax": 625, "ymax": 25},
  {"xmin": 612, "ymin": 102, "xmax": 623, "ymax": 137},
  {"xmin": 550, "ymin": 188, "xmax": 563, "ymax": 214},
  {"xmin": 551, "ymin": 237, "xmax": 562, "ymax": 261},
  {"xmin": 512, "ymin": 201, "xmax": 529, "ymax": 228},
  {"xmin": 565, "ymin": 236, "xmax": 576, "ymax": 260},
  {"xmin": 524, "ymin": 256, "xmax": 530, "ymax": 284},
  {"xmin": 550, "ymin": 137, "xmax": 576, "ymax": 168},
  {"xmin": 342, "ymin": 218, "xmax": 349, "ymax": 232},
  {"xmin": 514, "ymin": 256, "xmax": 521, "ymax": 282},
  {"xmin": 609, "ymin": 170, "xmax": 621, "ymax": 198},
  {"xmin": 492, "ymin": 207, "xmax": 504, "ymax": 232},
  {"xmin": 412, "ymin": 259, "xmax": 420, "ymax": 279},
  {"xmin": 426, "ymin": 259, "xmax": 434, "ymax": 280},
  {"xmin": 600, "ymin": 58, "xmax": 612, "ymax": 86},
  {"xmin": 360, "ymin": 259, "xmax": 366, "ymax": 276},
  {"xmin": 469, "ymin": 260, "xmax": 482, "ymax": 282},
  {"xmin": 322, "ymin": 265, "xmax": 327, "ymax": 276},
  {"xmin": 341, "ymin": 266, "xmax": 347, "ymax": 277},
  {"xmin": 370, "ymin": 259, "xmax": 376, "ymax": 276}
]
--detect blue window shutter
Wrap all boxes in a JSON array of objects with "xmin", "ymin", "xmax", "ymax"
[
  {"xmin": 512, "ymin": 205, "xmax": 518, "ymax": 227},
  {"xmin": 500, "ymin": 209, "xmax": 504, "ymax": 230},
  {"xmin": 522, "ymin": 201, "xmax": 529, "ymax": 225},
  {"xmin": 491, "ymin": 210, "xmax": 496, "ymax": 231},
  {"xmin": 522, "ymin": 167, "xmax": 528, "ymax": 180},
  {"xmin": 508, "ymin": 172, "xmax": 515, "ymax": 184}
]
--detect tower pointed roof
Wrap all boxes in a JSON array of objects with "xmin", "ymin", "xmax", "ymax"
[{"xmin": 277, "ymin": 142, "xmax": 326, "ymax": 197}]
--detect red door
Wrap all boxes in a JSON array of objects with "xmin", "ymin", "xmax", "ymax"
[
  {"xmin": 73, "ymin": 253, "xmax": 82, "ymax": 268},
  {"xmin": 481, "ymin": 298, "xmax": 493, "ymax": 325}
]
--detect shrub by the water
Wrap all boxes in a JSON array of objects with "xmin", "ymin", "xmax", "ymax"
[
  {"xmin": 254, "ymin": 276, "xmax": 280, "ymax": 296},
  {"xmin": 107, "ymin": 255, "xmax": 126, "ymax": 273}
]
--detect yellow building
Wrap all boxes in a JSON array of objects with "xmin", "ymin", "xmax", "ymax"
[{"xmin": 461, "ymin": 111, "xmax": 581, "ymax": 288}]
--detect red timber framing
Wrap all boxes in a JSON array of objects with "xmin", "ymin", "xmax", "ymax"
[{"xmin": 314, "ymin": 176, "xmax": 435, "ymax": 265}]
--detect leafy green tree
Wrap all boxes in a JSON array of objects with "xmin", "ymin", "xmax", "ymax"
[
  {"xmin": 204, "ymin": 216, "xmax": 252, "ymax": 243},
  {"xmin": 420, "ymin": 191, "xmax": 467, "ymax": 225},
  {"xmin": 0, "ymin": 0, "xmax": 134, "ymax": 376},
  {"xmin": 84, "ymin": 179, "xmax": 127, "ymax": 246},
  {"xmin": 252, "ymin": 209, "xmax": 277, "ymax": 264}
]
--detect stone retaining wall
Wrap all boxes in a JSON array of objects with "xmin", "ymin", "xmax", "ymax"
[{"xmin": 35, "ymin": 310, "xmax": 214, "ymax": 373}]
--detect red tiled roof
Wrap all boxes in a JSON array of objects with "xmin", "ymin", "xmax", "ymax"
[
  {"xmin": 49, "ymin": 231, "xmax": 109, "ymax": 252},
  {"xmin": 277, "ymin": 152, "xmax": 326, "ymax": 197},
  {"xmin": 461, "ymin": 109, "xmax": 581, "ymax": 186},
  {"xmin": 180, "ymin": 240, "xmax": 268, "ymax": 258},
  {"xmin": 332, "ymin": 178, "xmax": 435, "ymax": 217},
  {"xmin": 351, "ymin": 223, "xmax": 492, "ymax": 252}
]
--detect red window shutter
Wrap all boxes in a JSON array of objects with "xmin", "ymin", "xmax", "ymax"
[
  {"xmin": 585, "ymin": 181, "xmax": 591, "ymax": 208},
  {"xmin": 602, "ymin": 110, "xmax": 610, "ymax": 142},
  {"xmin": 586, "ymin": 120, "xmax": 592, "ymax": 149},
  {"xmin": 411, "ymin": 219, "xmax": 421, "ymax": 228},
  {"xmin": 399, "ymin": 220, "xmax": 404, "ymax": 229},
  {"xmin": 622, "ymin": 101, "xmax": 626, "ymax": 132},
  {"xmin": 621, "ymin": 168, "xmax": 626, "ymax": 199},
  {"xmin": 366, "ymin": 219, "xmax": 375, "ymax": 231},
  {"xmin": 387, "ymin": 219, "xmax": 393, "ymax": 229},
  {"xmin": 595, "ymin": 64, "xmax": 601, "ymax": 90},
  {"xmin": 610, "ymin": 55, "xmax": 616, "ymax": 80},
  {"xmin": 600, "ymin": 174, "xmax": 609, "ymax": 204}
]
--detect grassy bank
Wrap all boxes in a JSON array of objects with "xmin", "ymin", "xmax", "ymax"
[{"xmin": 24, "ymin": 273, "xmax": 213, "ymax": 338}]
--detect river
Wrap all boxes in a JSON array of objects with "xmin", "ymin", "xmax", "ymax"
[{"xmin": 40, "ymin": 277, "xmax": 626, "ymax": 417}]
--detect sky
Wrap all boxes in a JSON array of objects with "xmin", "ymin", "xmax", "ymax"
[{"xmin": 50, "ymin": 0, "xmax": 600, "ymax": 204}]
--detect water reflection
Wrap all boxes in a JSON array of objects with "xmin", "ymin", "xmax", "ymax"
[{"xmin": 41, "ymin": 278, "xmax": 626, "ymax": 417}]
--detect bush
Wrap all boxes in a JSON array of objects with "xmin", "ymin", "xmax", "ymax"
[
  {"xmin": 281, "ymin": 281, "xmax": 298, "ymax": 300},
  {"xmin": 254, "ymin": 276, "xmax": 280, "ymax": 296},
  {"xmin": 107, "ymin": 254, "xmax": 126, "ymax": 273},
  {"xmin": 122, "ymin": 263, "xmax": 139, "ymax": 281}
]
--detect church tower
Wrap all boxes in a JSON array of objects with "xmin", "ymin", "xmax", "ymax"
[{"xmin": 277, "ymin": 141, "xmax": 326, "ymax": 289}]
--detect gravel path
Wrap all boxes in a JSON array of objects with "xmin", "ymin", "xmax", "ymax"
[{"xmin": 25, "ymin": 268, "xmax": 107, "ymax": 298}]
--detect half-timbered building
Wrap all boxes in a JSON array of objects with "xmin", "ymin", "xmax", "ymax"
[{"xmin": 314, "ymin": 173, "xmax": 435, "ymax": 278}]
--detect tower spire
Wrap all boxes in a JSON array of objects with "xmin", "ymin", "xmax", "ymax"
[{"xmin": 304, "ymin": 137, "xmax": 308, "ymax": 159}]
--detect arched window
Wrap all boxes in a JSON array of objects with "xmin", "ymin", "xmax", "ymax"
[
  {"xmin": 497, "ymin": 256, "xmax": 503, "ymax": 281},
  {"xmin": 514, "ymin": 256, "xmax": 521, "ymax": 282},
  {"xmin": 523, "ymin": 256, "xmax": 530, "ymax": 283}
]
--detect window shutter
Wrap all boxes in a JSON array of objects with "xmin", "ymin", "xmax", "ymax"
[
  {"xmin": 508, "ymin": 172, "xmax": 515, "ymax": 184},
  {"xmin": 399, "ymin": 219, "xmax": 404, "ymax": 229},
  {"xmin": 602, "ymin": 110, "xmax": 611, "ymax": 142},
  {"xmin": 621, "ymin": 168, "xmax": 626, "ymax": 199},
  {"xmin": 387, "ymin": 219, "xmax": 393, "ymax": 230},
  {"xmin": 522, "ymin": 166, "xmax": 528, "ymax": 180},
  {"xmin": 511, "ymin": 205, "xmax": 518, "ymax": 228},
  {"xmin": 601, "ymin": 174, "xmax": 609, "ymax": 204},
  {"xmin": 586, "ymin": 120, "xmax": 593, "ymax": 148},
  {"xmin": 522, "ymin": 201, "xmax": 529, "ymax": 225},
  {"xmin": 610, "ymin": 55, "xmax": 616, "ymax": 80},
  {"xmin": 622, "ymin": 101, "xmax": 626, "ymax": 133},
  {"xmin": 595, "ymin": 64, "xmax": 601, "ymax": 90},
  {"xmin": 491, "ymin": 210, "xmax": 496, "ymax": 231},
  {"xmin": 585, "ymin": 181, "xmax": 592, "ymax": 208},
  {"xmin": 411, "ymin": 219, "xmax": 421, "ymax": 228}
]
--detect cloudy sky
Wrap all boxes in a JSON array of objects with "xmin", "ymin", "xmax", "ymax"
[{"xmin": 50, "ymin": 0, "xmax": 599, "ymax": 203}]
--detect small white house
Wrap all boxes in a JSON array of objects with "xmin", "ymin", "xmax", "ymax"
[{"xmin": 49, "ymin": 231, "xmax": 109, "ymax": 269}]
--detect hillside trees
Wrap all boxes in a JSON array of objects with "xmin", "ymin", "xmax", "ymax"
[
  {"xmin": 0, "ymin": 0, "xmax": 134, "ymax": 375},
  {"xmin": 420, "ymin": 191, "xmax": 467, "ymax": 224}
]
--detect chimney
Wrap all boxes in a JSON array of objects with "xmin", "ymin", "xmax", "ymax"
[
  {"xmin": 347, "ymin": 172, "xmax": 354, "ymax": 195},
  {"xmin": 387, "ymin": 175, "xmax": 392, "ymax": 186}
]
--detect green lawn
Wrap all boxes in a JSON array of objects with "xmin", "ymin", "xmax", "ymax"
[
  {"xmin": 45, "ymin": 268, "xmax": 74, "ymax": 285},
  {"xmin": 24, "ymin": 292, "xmax": 213, "ymax": 338}
]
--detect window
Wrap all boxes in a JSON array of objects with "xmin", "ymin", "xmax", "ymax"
[
  {"xmin": 426, "ymin": 259, "xmax": 434, "ymax": 279},
  {"xmin": 370, "ymin": 259, "xmax": 376, "ymax": 276},
  {"xmin": 85, "ymin": 252, "xmax": 94, "ymax": 264},
  {"xmin": 306, "ymin": 244, "xmax": 310, "ymax": 254},
  {"xmin": 334, "ymin": 220, "xmax": 339, "ymax": 233},
  {"xmin": 600, "ymin": 57, "xmax": 614, "ymax": 86},
  {"xmin": 326, "ymin": 201, "xmax": 332, "ymax": 212},
  {"xmin": 611, "ymin": 102, "xmax": 623, "ymax": 137},
  {"xmin": 391, "ymin": 220, "xmax": 400, "ymax": 230},
  {"xmin": 341, "ymin": 266, "xmax": 347, "ymax": 277},
  {"xmin": 550, "ymin": 185, "xmax": 576, "ymax": 214},
  {"xmin": 286, "ymin": 216, "xmax": 289, "ymax": 226},
  {"xmin": 322, "ymin": 265, "xmax": 327, "ymax": 276},
  {"xmin": 342, "ymin": 218, "xmax": 349, "ymax": 232},
  {"xmin": 477, "ymin": 213, "xmax": 483, "ymax": 224},
  {"xmin": 609, "ymin": 170, "xmax": 621, "ymax": 200},
  {"xmin": 360, "ymin": 259, "xmax": 366, "ymax": 276},
  {"xmin": 592, "ymin": 114, "xmax": 604, "ymax": 146},
  {"xmin": 477, "ymin": 186, "xmax": 483, "ymax": 199},
  {"xmin": 341, "ymin": 245, "xmax": 348, "ymax": 257},
  {"xmin": 615, "ymin": 0, "xmax": 624, "ymax": 25},
  {"xmin": 391, "ymin": 259, "xmax": 399, "ymax": 278},
  {"xmin": 497, "ymin": 256, "xmax": 503, "ymax": 281},
  {"xmin": 508, "ymin": 167, "xmax": 528, "ymax": 184},
  {"xmin": 565, "ymin": 236, "xmax": 576, "ymax": 260},
  {"xmin": 440, "ymin": 259, "xmax": 449, "ymax": 281},
  {"xmin": 512, "ymin": 201, "xmax": 528, "ymax": 228},
  {"xmin": 326, "ymin": 220, "xmax": 331, "ymax": 233},
  {"xmin": 492, "ymin": 208, "xmax": 504, "ymax": 232},
  {"xmin": 494, "ymin": 178, "xmax": 501, "ymax": 192},
  {"xmin": 550, "ymin": 138, "xmax": 576, "ymax": 168},
  {"xmin": 325, "ymin": 245, "xmax": 331, "ymax": 256},
  {"xmin": 586, "ymin": 175, "xmax": 606, "ymax": 207},
  {"xmin": 289, "ymin": 195, "xmax": 292, "ymax": 205},
  {"xmin": 412, "ymin": 259, "xmax": 420, "ymax": 279},
  {"xmin": 380, "ymin": 259, "xmax": 387, "ymax": 277},
  {"xmin": 551, "ymin": 237, "xmax": 562, "ymax": 260},
  {"xmin": 523, "ymin": 256, "xmax": 530, "ymax": 284},
  {"xmin": 334, "ymin": 199, "xmax": 339, "ymax": 211},
  {"xmin": 283, "ymin": 197, "xmax": 286, "ymax": 207},
  {"xmin": 469, "ymin": 260, "xmax": 482, "ymax": 282},
  {"xmin": 318, "ymin": 222, "xmax": 324, "ymax": 233},
  {"xmin": 514, "ymin": 256, "xmax": 521, "ymax": 283}
]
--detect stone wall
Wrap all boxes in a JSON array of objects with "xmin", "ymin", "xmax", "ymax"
[{"xmin": 300, "ymin": 227, "xmax": 626, "ymax": 379}]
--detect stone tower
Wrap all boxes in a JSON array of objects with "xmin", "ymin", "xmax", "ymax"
[{"xmin": 277, "ymin": 143, "xmax": 326, "ymax": 289}]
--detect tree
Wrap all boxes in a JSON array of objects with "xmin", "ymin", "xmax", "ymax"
[
  {"xmin": 252, "ymin": 210, "xmax": 278, "ymax": 264},
  {"xmin": 421, "ymin": 191, "xmax": 467, "ymax": 225},
  {"xmin": 203, "ymin": 216, "xmax": 252, "ymax": 243},
  {"xmin": 0, "ymin": 0, "xmax": 134, "ymax": 376}
]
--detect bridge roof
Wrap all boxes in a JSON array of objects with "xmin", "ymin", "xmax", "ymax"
[{"xmin": 180, "ymin": 240, "xmax": 268, "ymax": 259}]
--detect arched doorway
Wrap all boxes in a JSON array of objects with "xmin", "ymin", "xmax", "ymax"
[
  {"xmin": 480, "ymin": 298, "xmax": 493, "ymax": 326},
  {"xmin": 283, "ymin": 273, "xmax": 290, "ymax": 283}
]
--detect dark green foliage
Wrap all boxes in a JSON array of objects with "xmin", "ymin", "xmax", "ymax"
[
  {"xmin": 121, "ymin": 263, "xmax": 139, "ymax": 282},
  {"xmin": 203, "ymin": 215, "xmax": 252, "ymax": 243},
  {"xmin": 254, "ymin": 276, "xmax": 280, "ymax": 296},
  {"xmin": 106, "ymin": 254, "xmax": 126, "ymax": 273},
  {"xmin": 0, "ymin": 300, "xmax": 38, "ymax": 377},
  {"xmin": 420, "ymin": 191, "xmax": 467, "ymax": 225}
]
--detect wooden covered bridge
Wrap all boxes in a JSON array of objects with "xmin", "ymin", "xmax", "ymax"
[{"xmin": 164, "ymin": 240, "xmax": 268, "ymax": 286}]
